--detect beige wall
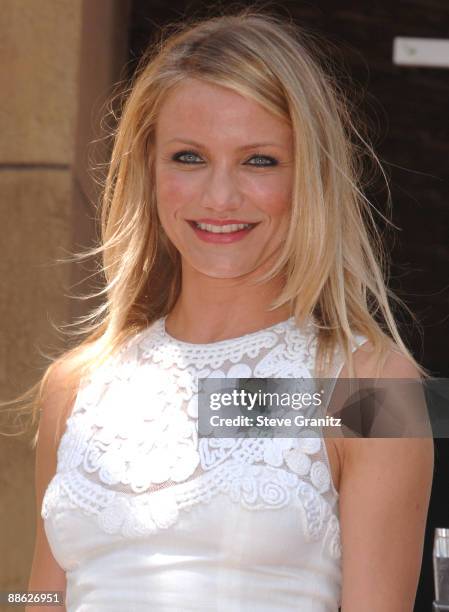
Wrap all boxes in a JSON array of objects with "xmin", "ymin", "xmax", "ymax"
[{"xmin": 0, "ymin": 0, "xmax": 130, "ymax": 606}]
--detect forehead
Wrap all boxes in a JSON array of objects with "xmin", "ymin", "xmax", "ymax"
[{"xmin": 155, "ymin": 78, "xmax": 291, "ymax": 145}]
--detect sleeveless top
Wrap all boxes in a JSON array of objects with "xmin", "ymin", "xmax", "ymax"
[{"xmin": 41, "ymin": 315, "xmax": 367, "ymax": 612}]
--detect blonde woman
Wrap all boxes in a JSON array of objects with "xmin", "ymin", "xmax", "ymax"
[{"xmin": 26, "ymin": 9, "xmax": 433, "ymax": 612}]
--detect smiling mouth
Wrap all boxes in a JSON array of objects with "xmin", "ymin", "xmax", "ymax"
[{"xmin": 188, "ymin": 220, "xmax": 259, "ymax": 234}]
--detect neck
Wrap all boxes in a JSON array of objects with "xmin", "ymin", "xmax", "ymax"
[{"xmin": 165, "ymin": 265, "xmax": 292, "ymax": 344}]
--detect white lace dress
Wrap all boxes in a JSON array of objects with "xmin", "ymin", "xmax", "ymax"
[{"xmin": 42, "ymin": 315, "xmax": 367, "ymax": 611}]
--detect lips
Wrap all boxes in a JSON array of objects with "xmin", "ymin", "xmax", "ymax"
[
  {"xmin": 187, "ymin": 219, "xmax": 258, "ymax": 243},
  {"xmin": 190, "ymin": 218, "xmax": 258, "ymax": 226},
  {"xmin": 189, "ymin": 220, "xmax": 256, "ymax": 233}
]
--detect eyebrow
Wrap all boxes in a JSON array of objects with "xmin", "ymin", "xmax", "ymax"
[{"xmin": 164, "ymin": 138, "xmax": 284, "ymax": 150}]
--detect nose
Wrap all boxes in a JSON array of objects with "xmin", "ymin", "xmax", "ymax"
[{"xmin": 199, "ymin": 162, "xmax": 243, "ymax": 214}]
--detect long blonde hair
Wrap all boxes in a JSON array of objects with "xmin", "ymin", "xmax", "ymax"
[{"xmin": 4, "ymin": 7, "xmax": 429, "ymax": 448}]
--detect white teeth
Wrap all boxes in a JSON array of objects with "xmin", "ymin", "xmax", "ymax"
[{"xmin": 194, "ymin": 222, "xmax": 253, "ymax": 233}]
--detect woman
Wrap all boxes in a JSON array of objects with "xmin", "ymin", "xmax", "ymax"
[{"xmin": 26, "ymin": 8, "xmax": 433, "ymax": 611}]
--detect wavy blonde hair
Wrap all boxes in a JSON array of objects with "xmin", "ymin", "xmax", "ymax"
[{"xmin": 4, "ymin": 7, "xmax": 429, "ymax": 448}]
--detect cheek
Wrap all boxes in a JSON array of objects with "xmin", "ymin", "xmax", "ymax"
[
  {"xmin": 156, "ymin": 167, "xmax": 198, "ymax": 220},
  {"xmin": 244, "ymin": 175, "xmax": 292, "ymax": 218}
]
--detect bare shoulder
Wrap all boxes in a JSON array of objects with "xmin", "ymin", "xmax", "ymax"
[
  {"xmin": 38, "ymin": 351, "xmax": 85, "ymax": 451},
  {"xmin": 333, "ymin": 341, "xmax": 427, "ymax": 467},
  {"xmin": 343, "ymin": 340, "xmax": 433, "ymax": 459},
  {"xmin": 35, "ymin": 351, "xmax": 85, "ymax": 504},
  {"xmin": 352, "ymin": 338, "xmax": 422, "ymax": 378}
]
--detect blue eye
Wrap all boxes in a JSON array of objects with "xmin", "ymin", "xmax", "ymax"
[
  {"xmin": 171, "ymin": 151, "xmax": 278, "ymax": 166},
  {"xmin": 172, "ymin": 151, "xmax": 203, "ymax": 164},
  {"xmin": 246, "ymin": 155, "xmax": 278, "ymax": 167}
]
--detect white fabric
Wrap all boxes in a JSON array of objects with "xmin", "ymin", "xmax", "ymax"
[{"xmin": 42, "ymin": 315, "xmax": 367, "ymax": 611}]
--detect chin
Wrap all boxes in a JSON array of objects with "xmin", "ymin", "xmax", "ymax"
[{"xmin": 194, "ymin": 263, "xmax": 256, "ymax": 280}]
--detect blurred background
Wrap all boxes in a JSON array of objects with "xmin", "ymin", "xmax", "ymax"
[{"xmin": 0, "ymin": 1, "xmax": 447, "ymax": 610}]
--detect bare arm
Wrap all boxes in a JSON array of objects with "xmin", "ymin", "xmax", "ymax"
[
  {"xmin": 26, "ymin": 358, "xmax": 80, "ymax": 612},
  {"xmin": 338, "ymin": 346, "xmax": 434, "ymax": 611}
]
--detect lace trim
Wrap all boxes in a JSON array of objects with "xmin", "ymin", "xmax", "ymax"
[
  {"xmin": 138, "ymin": 316, "xmax": 315, "ymax": 371},
  {"xmin": 42, "ymin": 459, "xmax": 341, "ymax": 560}
]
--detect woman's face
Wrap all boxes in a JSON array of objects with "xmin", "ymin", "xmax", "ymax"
[{"xmin": 154, "ymin": 78, "xmax": 294, "ymax": 279}]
